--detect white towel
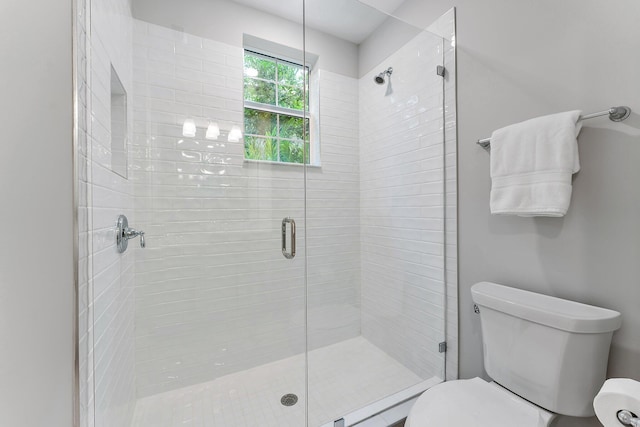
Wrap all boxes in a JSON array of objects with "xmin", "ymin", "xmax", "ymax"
[{"xmin": 490, "ymin": 110, "xmax": 583, "ymax": 217}]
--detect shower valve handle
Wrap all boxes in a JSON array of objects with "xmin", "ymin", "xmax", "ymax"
[
  {"xmin": 124, "ymin": 228, "xmax": 146, "ymax": 248},
  {"xmin": 116, "ymin": 215, "xmax": 146, "ymax": 253}
]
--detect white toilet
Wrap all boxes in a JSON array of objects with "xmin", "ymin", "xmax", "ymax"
[{"xmin": 407, "ymin": 281, "xmax": 622, "ymax": 427}]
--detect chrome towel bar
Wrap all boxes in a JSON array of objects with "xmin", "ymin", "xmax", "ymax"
[{"xmin": 477, "ymin": 106, "xmax": 631, "ymax": 149}]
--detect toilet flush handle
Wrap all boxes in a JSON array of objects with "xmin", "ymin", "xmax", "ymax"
[{"xmin": 618, "ymin": 410, "xmax": 640, "ymax": 427}]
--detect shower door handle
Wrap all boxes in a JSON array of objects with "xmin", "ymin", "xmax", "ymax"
[{"xmin": 281, "ymin": 217, "xmax": 296, "ymax": 259}]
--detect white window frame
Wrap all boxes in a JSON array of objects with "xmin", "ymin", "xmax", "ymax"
[{"xmin": 242, "ymin": 48, "xmax": 319, "ymax": 166}]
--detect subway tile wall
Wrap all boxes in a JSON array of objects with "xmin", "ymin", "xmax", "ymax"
[
  {"xmin": 306, "ymin": 69, "xmax": 361, "ymax": 351},
  {"xmin": 359, "ymin": 31, "xmax": 448, "ymax": 380},
  {"xmin": 131, "ymin": 21, "xmax": 314, "ymax": 397},
  {"xmin": 79, "ymin": 0, "xmax": 138, "ymax": 426}
]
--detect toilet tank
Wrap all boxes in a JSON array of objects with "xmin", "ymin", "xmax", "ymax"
[{"xmin": 471, "ymin": 282, "xmax": 621, "ymax": 417}]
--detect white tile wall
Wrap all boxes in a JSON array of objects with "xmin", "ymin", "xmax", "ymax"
[
  {"xmin": 306, "ymin": 69, "xmax": 361, "ymax": 350},
  {"xmin": 132, "ymin": 21, "xmax": 314, "ymax": 397},
  {"xmin": 359, "ymin": 31, "xmax": 448, "ymax": 380},
  {"xmin": 79, "ymin": 0, "xmax": 137, "ymax": 426}
]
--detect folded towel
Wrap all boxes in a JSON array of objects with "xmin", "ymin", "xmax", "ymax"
[{"xmin": 490, "ymin": 110, "xmax": 583, "ymax": 217}]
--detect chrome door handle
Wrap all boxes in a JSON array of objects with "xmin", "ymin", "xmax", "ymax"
[
  {"xmin": 116, "ymin": 214, "xmax": 146, "ymax": 253},
  {"xmin": 281, "ymin": 217, "xmax": 296, "ymax": 259}
]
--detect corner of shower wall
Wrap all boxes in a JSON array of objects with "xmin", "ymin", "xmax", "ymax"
[
  {"xmin": 77, "ymin": 0, "xmax": 138, "ymax": 425},
  {"xmin": 75, "ymin": 0, "xmax": 93, "ymax": 424},
  {"xmin": 307, "ymin": 68, "xmax": 362, "ymax": 351}
]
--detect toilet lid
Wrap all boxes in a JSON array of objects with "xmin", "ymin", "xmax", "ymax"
[{"xmin": 406, "ymin": 377, "xmax": 555, "ymax": 427}]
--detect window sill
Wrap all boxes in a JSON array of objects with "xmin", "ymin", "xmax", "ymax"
[{"xmin": 243, "ymin": 159, "xmax": 322, "ymax": 168}]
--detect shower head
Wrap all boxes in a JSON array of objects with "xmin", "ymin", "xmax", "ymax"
[{"xmin": 374, "ymin": 67, "xmax": 393, "ymax": 84}]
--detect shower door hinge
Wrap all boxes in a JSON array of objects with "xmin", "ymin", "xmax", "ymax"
[
  {"xmin": 334, "ymin": 418, "xmax": 345, "ymax": 427},
  {"xmin": 439, "ymin": 341, "xmax": 447, "ymax": 353},
  {"xmin": 436, "ymin": 65, "xmax": 446, "ymax": 77}
]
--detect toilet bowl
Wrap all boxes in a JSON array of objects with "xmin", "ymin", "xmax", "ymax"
[
  {"xmin": 407, "ymin": 282, "xmax": 621, "ymax": 427},
  {"xmin": 406, "ymin": 377, "xmax": 556, "ymax": 427}
]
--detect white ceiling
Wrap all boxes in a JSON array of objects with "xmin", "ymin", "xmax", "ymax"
[{"xmin": 230, "ymin": 0, "xmax": 406, "ymax": 44}]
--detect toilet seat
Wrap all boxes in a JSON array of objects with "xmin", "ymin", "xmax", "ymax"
[{"xmin": 406, "ymin": 377, "xmax": 556, "ymax": 427}]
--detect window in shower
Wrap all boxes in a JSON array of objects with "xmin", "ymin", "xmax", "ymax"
[{"xmin": 243, "ymin": 49, "xmax": 312, "ymax": 164}]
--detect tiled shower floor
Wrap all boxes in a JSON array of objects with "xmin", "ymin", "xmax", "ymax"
[{"xmin": 130, "ymin": 337, "xmax": 423, "ymax": 427}]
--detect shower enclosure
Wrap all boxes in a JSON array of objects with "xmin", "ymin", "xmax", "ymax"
[{"xmin": 75, "ymin": 0, "xmax": 457, "ymax": 426}]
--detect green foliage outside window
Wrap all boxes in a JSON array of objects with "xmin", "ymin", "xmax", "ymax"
[{"xmin": 243, "ymin": 51, "xmax": 310, "ymax": 164}]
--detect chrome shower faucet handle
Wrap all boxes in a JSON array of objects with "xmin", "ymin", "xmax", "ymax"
[{"xmin": 116, "ymin": 214, "xmax": 146, "ymax": 253}]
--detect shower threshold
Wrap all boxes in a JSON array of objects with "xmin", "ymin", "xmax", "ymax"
[
  {"xmin": 131, "ymin": 337, "xmax": 441, "ymax": 427},
  {"xmin": 321, "ymin": 377, "xmax": 441, "ymax": 427}
]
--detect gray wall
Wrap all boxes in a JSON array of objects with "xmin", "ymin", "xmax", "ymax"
[
  {"xmin": 357, "ymin": 15, "xmax": 421, "ymax": 77},
  {"xmin": 387, "ymin": 1, "xmax": 640, "ymax": 425},
  {"xmin": 0, "ymin": 0, "xmax": 75, "ymax": 426},
  {"xmin": 132, "ymin": 0, "xmax": 359, "ymax": 78}
]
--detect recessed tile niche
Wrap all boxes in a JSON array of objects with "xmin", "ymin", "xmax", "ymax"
[{"xmin": 110, "ymin": 65, "xmax": 127, "ymax": 178}]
